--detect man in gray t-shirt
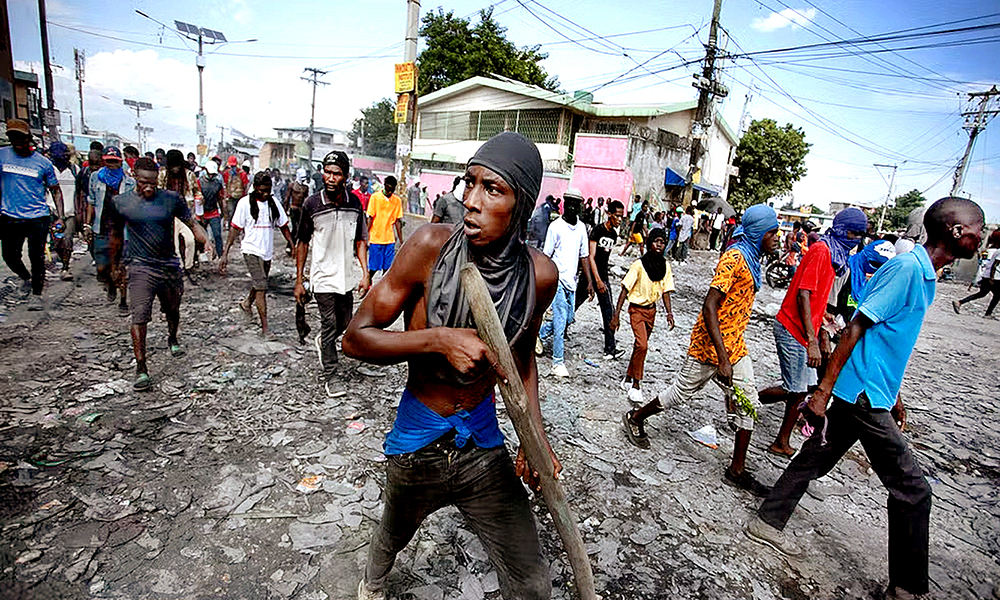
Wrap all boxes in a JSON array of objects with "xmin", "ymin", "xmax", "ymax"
[{"xmin": 431, "ymin": 176, "xmax": 466, "ymax": 225}]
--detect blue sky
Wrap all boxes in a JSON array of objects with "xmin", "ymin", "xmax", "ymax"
[{"xmin": 9, "ymin": 0, "xmax": 999, "ymax": 221}]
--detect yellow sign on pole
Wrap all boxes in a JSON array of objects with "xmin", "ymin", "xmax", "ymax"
[
  {"xmin": 394, "ymin": 94, "xmax": 410, "ymax": 124},
  {"xmin": 394, "ymin": 62, "xmax": 417, "ymax": 94}
]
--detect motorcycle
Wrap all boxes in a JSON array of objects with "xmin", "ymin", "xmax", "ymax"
[{"xmin": 764, "ymin": 251, "xmax": 796, "ymax": 289}]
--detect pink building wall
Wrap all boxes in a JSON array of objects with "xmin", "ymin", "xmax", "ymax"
[
  {"xmin": 569, "ymin": 135, "xmax": 634, "ymax": 211},
  {"xmin": 415, "ymin": 169, "xmax": 571, "ymax": 218}
]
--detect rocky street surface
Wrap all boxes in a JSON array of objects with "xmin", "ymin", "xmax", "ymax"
[{"xmin": 1, "ymin": 217, "xmax": 998, "ymax": 600}]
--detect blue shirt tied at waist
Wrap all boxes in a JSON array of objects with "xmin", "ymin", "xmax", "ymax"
[{"xmin": 384, "ymin": 388, "xmax": 505, "ymax": 455}]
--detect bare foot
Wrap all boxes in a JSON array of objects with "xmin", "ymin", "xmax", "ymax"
[{"xmin": 768, "ymin": 443, "xmax": 796, "ymax": 457}]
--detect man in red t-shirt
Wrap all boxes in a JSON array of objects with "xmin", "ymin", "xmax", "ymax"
[{"xmin": 760, "ymin": 208, "xmax": 867, "ymax": 456}]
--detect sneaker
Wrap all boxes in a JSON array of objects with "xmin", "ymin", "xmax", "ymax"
[
  {"xmin": 952, "ymin": 300, "xmax": 961, "ymax": 315},
  {"xmin": 627, "ymin": 387, "xmax": 644, "ymax": 404},
  {"xmin": 551, "ymin": 363, "xmax": 569, "ymax": 378},
  {"xmin": 620, "ymin": 377, "xmax": 631, "ymax": 391},
  {"xmin": 169, "ymin": 343, "xmax": 186, "ymax": 357},
  {"xmin": 358, "ymin": 580, "xmax": 384, "ymax": 600},
  {"xmin": 724, "ymin": 467, "xmax": 772, "ymax": 497},
  {"xmin": 26, "ymin": 294, "xmax": 43, "ymax": 311},
  {"xmin": 622, "ymin": 410, "xmax": 650, "ymax": 449},
  {"xmin": 535, "ymin": 336, "xmax": 543, "ymax": 356},
  {"xmin": 603, "ymin": 348, "xmax": 626, "ymax": 361},
  {"xmin": 745, "ymin": 516, "xmax": 803, "ymax": 557}
]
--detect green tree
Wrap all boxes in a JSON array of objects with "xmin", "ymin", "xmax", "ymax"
[
  {"xmin": 885, "ymin": 189, "xmax": 925, "ymax": 231},
  {"xmin": 729, "ymin": 119, "xmax": 811, "ymax": 211},
  {"xmin": 349, "ymin": 98, "xmax": 398, "ymax": 159},
  {"xmin": 417, "ymin": 7, "xmax": 559, "ymax": 97}
]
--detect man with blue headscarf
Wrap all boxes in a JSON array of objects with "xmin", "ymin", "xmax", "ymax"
[
  {"xmin": 759, "ymin": 207, "xmax": 867, "ymax": 456},
  {"xmin": 624, "ymin": 204, "xmax": 780, "ymax": 497}
]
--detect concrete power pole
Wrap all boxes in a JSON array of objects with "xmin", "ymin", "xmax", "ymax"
[
  {"xmin": 874, "ymin": 163, "xmax": 897, "ymax": 233},
  {"xmin": 684, "ymin": 0, "xmax": 727, "ymax": 206},
  {"xmin": 951, "ymin": 85, "xmax": 999, "ymax": 196},
  {"xmin": 38, "ymin": 0, "xmax": 59, "ymax": 141},
  {"xmin": 394, "ymin": 0, "xmax": 421, "ymax": 190},
  {"xmin": 302, "ymin": 68, "xmax": 328, "ymax": 170},
  {"xmin": 74, "ymin": 49, "xmax": 86, "ymax": 134}
]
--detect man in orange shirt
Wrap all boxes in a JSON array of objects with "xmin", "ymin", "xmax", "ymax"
[{"xmin": 366, "ymin": 175, "xmax": 404, "ymax": 280}]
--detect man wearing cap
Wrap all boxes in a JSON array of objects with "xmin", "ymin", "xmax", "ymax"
[
  {"xmin": 759, "ymin": 207, "xmax": 868, "ymax": 457},
  {"xmin": 294, "ymin": 151, "xmax": 369, "ymax": 387},
  {"xmin": 87, "ymin": 146, "xmax": 136, "ymax": 313},
  {"xmin": 406, "ymin": 177, "xmax": 422, "ymax": 215},
  {"xmin": 344, "ymin": 131, "xmax": 560, "ymax": 600},
  {"xmin": 222, "ymin": 155, "xmax": 249, "ymax": 226},
  {"xmin": 0, "ymin": 119, "xmax": 66, "ymax": 310}
]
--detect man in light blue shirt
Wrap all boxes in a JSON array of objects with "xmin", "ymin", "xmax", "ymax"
[
  {"xmin": 0, "ymin": 119, "xmax": 65, "ymax": 310},
  {"xmin": 747, "ymin": 197, "xmax": 986, "ymax": 600}
]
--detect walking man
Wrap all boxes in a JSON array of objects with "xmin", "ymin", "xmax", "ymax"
[
  {"xmin": 87, "ymin": 146, "xmax": 134, "ymax": 313},
  {"xmin": 673, "ymin": 205, "xmax": 695, "ymax": 262},
  {"xmin": 746, "ymin": 197, "xmax": 985, "ymax": 600},
  {"xmin": 758, "ymin": 207, "xmax": 867, "ymax": 456},
  {"xmin": 589, "ymin": 199, "xmax": 625, "ymax": 360},
  {"xmin": 953, "ymin": 229, "xmax": 1000, "ymax": 317},
  {"xmin": 710, "ymin": 207, "xmax": 725, "ymax": 250},
  {"xmin": 294, "ymin": 151, "xmax": 369, "ymax": 386},
  {"xmin": 0, "ymin": 119, "xmax": 65, "ymax": 310},
  {"xmin": 526, "ymin": 194, "xmax": 559, "ymax": 249},
  {"xmin": 220, "ymin": 171, "xmax": 292, "ymax": 337},
  {"xmin": 620, "ymin": 199, "xmax": 648, "ymax": 256},
  {"xmin": 538, "ymin": 191, "xmax": 593, "ymax": 377},
  {"xmin": 343, "ymin": 131, "xmax": 560, "ymax": 600},
  {"xmin": 366, "ymin": 175, "xmax": 403, "ymax": 279},
  {"xmin": 47, "ymin": 141, "xmax": 77, "ymax": 280},
  {"xmin": 197, "ymin": 160, "xmax": 225, "ymax": 259},
  {"xmin": 431, "ymin": 175, "xmax": 466, "ymax": 225},
  {"xmin": 115, "ymin": 158, "xmax": 210, "ymax": 390},
  {"xmin": 222, "ymin": 155, "xmax": 248, "ymax": 225},
  {"xmin": 622, "ymin": 205, "xmax": 780, "ymax": 496}
]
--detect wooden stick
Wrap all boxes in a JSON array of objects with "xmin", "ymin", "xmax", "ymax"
[{"xmin": 460, "ymin": 262, "xmax": 598, "ymax": 600}]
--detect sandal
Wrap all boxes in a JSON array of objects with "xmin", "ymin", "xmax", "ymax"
[
  {"xmin": 169, "ymin": 344, "xmax": 186, "ymax": 357},
  {"xmin": 622, "ymin": 410, "xmax": 650, "ymax": 449},
  {"xmin": 133, "ymin": 372, "xmax": 153, "ymax": 391}
]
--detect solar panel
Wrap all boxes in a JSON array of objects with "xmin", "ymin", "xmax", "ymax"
[
  {"xmin": 175, "ymin": 21, "xmax": 196, "ymax": 35},
  {"xmin": 212, "ymin": 30, "xmax": 227, "ymax": 42}
]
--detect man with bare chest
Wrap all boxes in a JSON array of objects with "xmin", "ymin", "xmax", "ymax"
[{"xmin": 343, "ymin": 132, "xmax": 561, "ymax": 600}]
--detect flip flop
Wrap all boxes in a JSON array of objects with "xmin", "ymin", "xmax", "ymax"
[
  {"xmin": 169, "ymin": 344, "xmax": 186, "ymax": 357},
  {"xmin": 133, "ymin": 372, "xmax": 153, "ymax": 391}
]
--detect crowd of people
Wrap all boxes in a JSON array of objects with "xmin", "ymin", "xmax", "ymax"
[{"xmin": 1, "ymin": 119, "xmax": 994, "ymax": 600}]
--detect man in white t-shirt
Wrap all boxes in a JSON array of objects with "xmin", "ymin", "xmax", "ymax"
[
  {"xmin": 219, "ymin": 171, "xmax": 292, "ymax": 337},
  {"xmin": 539, "ymin": 190, "xmax": 593, "ymax": 377},
  {"xmin": 46, "ymin": 142, "xmax": 78, "ymax": 280},
  {"xmin": 710, "ymin": 207, "xmax": 725, "ymax": 250},
  {"xmin": 673, "ymin": 205, "xmax": 696, "ymax": 262}
]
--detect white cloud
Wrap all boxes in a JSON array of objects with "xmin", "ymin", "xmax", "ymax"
[{"xmin": 752, "ymin": 8, "xmax": 817, "ymax": 32}]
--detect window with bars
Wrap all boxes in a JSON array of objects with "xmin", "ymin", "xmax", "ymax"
[{"xmin": 420, "ymin": 109, "xmax": 564, "ymax": 145}]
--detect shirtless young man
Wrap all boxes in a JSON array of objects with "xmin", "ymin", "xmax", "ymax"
[{"xmin": 343, "ymin": 132, "xmax": 561, "ymax": 600}]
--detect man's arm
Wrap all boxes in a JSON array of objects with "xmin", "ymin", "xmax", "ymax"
[
  {"xmin": 610, "ymin": 285, "xmax": 628, "ymax": 332},
  {"xmin": 804, "ymin": 312, "xmax": 874, "ymax": 417},
  {"xmin": 394, "ymin": 219, "xmax": 404, "ymax": 245},
  {"xmin": 342, "ymin": 227, "xmax": 498, "ymax": 372},
  {"xmin": 293, "ymin": 241, "xmax": 310, "ymax": 303},
  {"xmin": 49, "ymin": 186, "xmax": 65, "ymax": 221},
  {"xmin": 588, "ymin": 239, "xmax": 605, "ymax": 294},
  {"xmin": 355, "ymin": 240, "xmax": 370, "ymax": 295},
  {"xmin": 797, "ymin": 289, "xmax": 822, "ymax": 367},
  {"xmin": 179, "ymin": 215, "xmax": 210, "ymax": 251},
  {"xmin": 579, "ymin": 256, "xmax": 594, "ymax": 300},
  {"xmin": 218, "ymin": 225, "xmax": 240, "ymax": 273},
  {"xmin": 702, "ymin": 287, "xmax": 732, "ymax": 384},
  {"xmin": 661, "ymin": 291, "xmax": 675, "ymax": 329}
]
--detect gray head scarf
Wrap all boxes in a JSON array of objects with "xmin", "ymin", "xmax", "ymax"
[{"xmin": 426, "ymin": 133, "xmax": 542, "ymax": 381}]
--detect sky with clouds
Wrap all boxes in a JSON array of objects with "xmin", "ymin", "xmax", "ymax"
[{"xmin": 8, "ymin": 0, "xmax": 999, "ymax": 221}]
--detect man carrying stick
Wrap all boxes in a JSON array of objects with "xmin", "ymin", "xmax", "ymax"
[{"xmin": 343, "ymin": 132, "xmax": 561, "ymax": 600}]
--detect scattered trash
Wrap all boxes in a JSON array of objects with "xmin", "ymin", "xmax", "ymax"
[
  {"xmin": 295, "ymin": 475, "xmax": 325, "ymax": 494},
  {"xmin": 583, "ymin": 358, "xmax": 599, "ymax": 368},
  {"xmin": 15, "ymin": 549, "xmax": 42, "ymax": 564},
  {"xmin": 80, "ymin": 412, "xmax": 103, "ymax": 424},
  {"xmin": 687, "ymin": 424, "xmax": 718, "ymax": 449},
  {"xmin": 732, "ymin": 385, "xmax": 757, "ymax": 422},
  {"xmin": 346, "ymin": 421, "xmax": 366, "ymax": 434},
  {"xmin": 356, "ymin": 366, "xmax": 386, "ymax": 378}
]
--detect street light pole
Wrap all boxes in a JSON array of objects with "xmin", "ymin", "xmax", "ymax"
[{"xmin": 197, "ymin": 31, "xmax": 206, "ymax": 148}]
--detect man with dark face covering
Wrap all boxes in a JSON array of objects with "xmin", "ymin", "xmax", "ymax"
[
  {"xmin": 538, "ymin": 189, "xmax": 593, "ymax": 378},
  {"xmin": 343, "ymin": 132, "xmax": 561, "ymax": 600}
]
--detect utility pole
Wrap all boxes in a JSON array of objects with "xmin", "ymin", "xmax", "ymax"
[
  {"xmin": 74, "ymin": 49, "xmax": 86, "ymax": 134},
  {"xmin": 217, "ymin": 125, "xmax": 226, "ymax": 154},
  {"xmin": 301, "ymin": 68, "xmax": 329, "ymax": 170},
  {"xmin": 37, "ymin": 0, "xmax": 58, "ymax": 141},
  {"xmin": 394, "ymin": 0, "xmax": 421, "ymax": 190},
  {"xmin": 951, "ymin": 85, "xmax": 999, "ymax": 196},
  {"xmin": 684, "ymin": 0, "xmax": 727, "ymax": 207},
  {"xmin": 124, "ymin": 99, "xmax": 152, "ymax": 153},
  {"xmin": 874, "ymin": 163, "xmax": 897, "ymax": 233}
]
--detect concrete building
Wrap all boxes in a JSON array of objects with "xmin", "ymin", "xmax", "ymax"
[
  {"xmin": 411, "ymin": 75, "xmax": 737, "ymax": 217},
  {"xmin": 272, "ymin": 126, "xmax": 351, "ymax": 167},
  {"xmin": 0, "ymin": 0, "xmax": 14, "ymax": 126}
]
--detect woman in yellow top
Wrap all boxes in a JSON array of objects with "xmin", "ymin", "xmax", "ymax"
[{"xmin": 610, "ymin": 228, "xmax": 675, "ymax": 404}]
